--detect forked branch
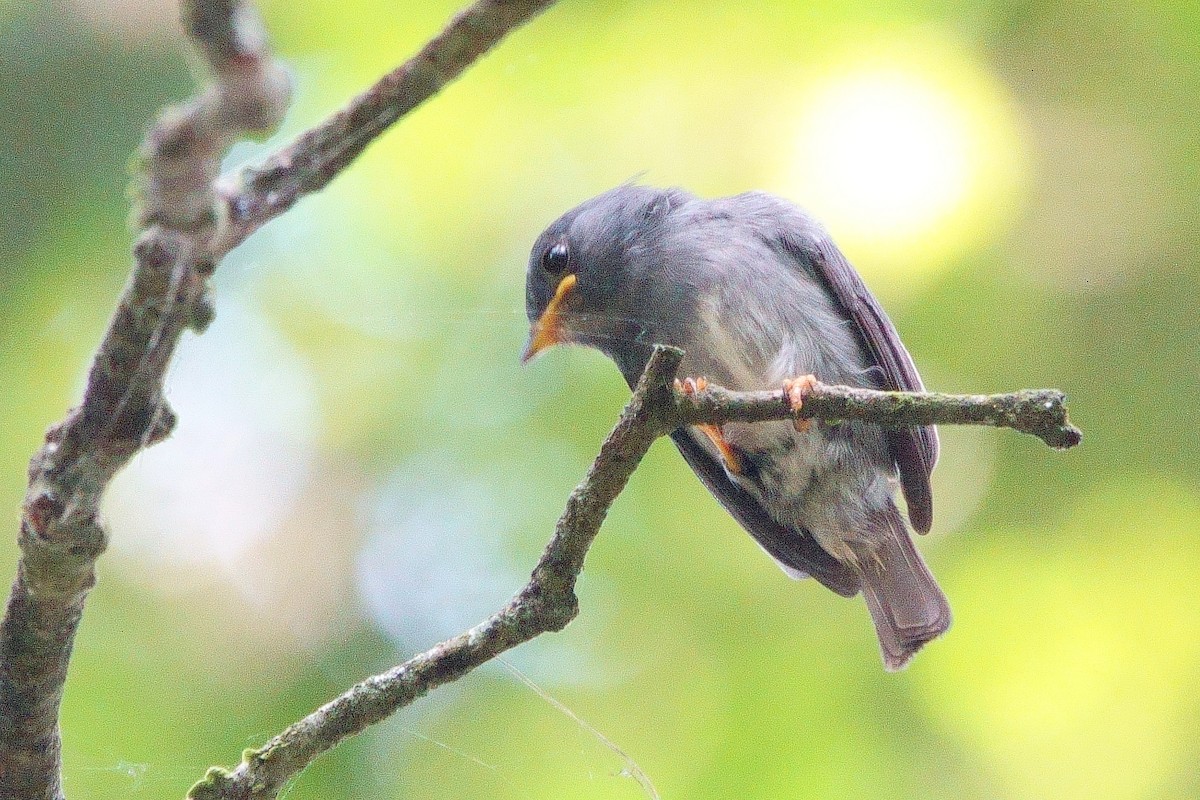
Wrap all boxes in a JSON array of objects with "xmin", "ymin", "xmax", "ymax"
[
  {"xmin": 0, "ymin": 1, "xmax": 288, "ymax": 797},
  {"xmin": 188, "ymin": 345, "xmax": 1079, "ymax": 799},
  {"xmin": 0, "ymin": 1, "xmax": 558, "ymax": 798}
]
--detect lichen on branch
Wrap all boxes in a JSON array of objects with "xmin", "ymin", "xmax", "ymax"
[
  {"xmin": 671, "ymin": 376, "xmax": 1082, "ymax": 449},
  {"xmin": 187, "ymin": 345, "xmax": 1079, "ymax": 799}
]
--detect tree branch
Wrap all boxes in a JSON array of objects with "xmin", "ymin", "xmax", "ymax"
[
  {"xmin": 188, "ymin": 347, "xmax": 683, "ymax": 800},
  {"xmin": 187, "ymin": 345, "xmax": 1079, "ymax": 799},
  {"xmin": 0, "ymin": 3, "xmax": 288, "ymax": 798},
  {"xmin": 213, "ymin": 0, "xmax": 558, "ymax": 255},
  {"xmin": 1, "ymin": 1, "xmax": 563, "ymax": 797},
  {"xmin": 672, "ymin": 380, "xmax": 1083, "ymax": 450}
]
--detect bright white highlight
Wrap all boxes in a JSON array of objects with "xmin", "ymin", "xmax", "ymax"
[{"xmin": 796, "ymin": 71, "xmax": 972, "ymax": 240}]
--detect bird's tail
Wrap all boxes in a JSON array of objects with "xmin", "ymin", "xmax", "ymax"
[{"xmin": 857, "ymin": 506, "xmax": 951, "ymax": 671}]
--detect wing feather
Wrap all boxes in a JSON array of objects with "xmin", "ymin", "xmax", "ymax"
[{"xmin": 778, "ymin": 232, "xmax": 939, "ymax": 533}]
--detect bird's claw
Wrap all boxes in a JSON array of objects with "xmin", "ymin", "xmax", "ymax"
[
  {"xmin": 673, "ymin": 376, "xmax": 709, "ymax": 395},
  {"xmin": 783, "ymin": 375, "xmax": 819, "ymax": 433}
]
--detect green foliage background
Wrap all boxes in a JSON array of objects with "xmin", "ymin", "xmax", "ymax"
[{"xmin": 2, "ymin": 1, "xmax": 1198, "ymax": 798}]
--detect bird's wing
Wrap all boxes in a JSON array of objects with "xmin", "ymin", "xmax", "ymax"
[
  {"xmin": 670, "ymin": 429, "xmax": 861, "ymax": 596},
  {"xmin": 775, "ymin": 232, "xmax": 939, "ymax": 532}
]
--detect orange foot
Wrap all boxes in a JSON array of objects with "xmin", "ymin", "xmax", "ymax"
[
  {"xmin": 674, "ymin": 377, "xmax": 741, "ymax": 475},
  {"xmin": 783, "ymin": 374, "xmax": 819, "ymax": 433},
  {"xmin": 673, "ymin": 376, "xmax": 709, "ymax": 394}
]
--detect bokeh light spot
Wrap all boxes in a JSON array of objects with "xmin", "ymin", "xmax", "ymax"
[
  {"xmin": 799, "ymin": 72, "xmax": 971, "ymax": 239},
  {"xmin": 783, "ymin": 35, "xmax": 1027, "ymax": 291},
  {"xmin": 103, "ymin": 301, "xmax": 318, "ymax": 583}
]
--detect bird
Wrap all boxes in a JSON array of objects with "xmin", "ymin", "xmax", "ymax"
[{"xmin": 521, "ymin": 184, "xmax": 949, "ymax": 670}]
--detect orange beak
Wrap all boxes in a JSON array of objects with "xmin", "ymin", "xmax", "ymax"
[{"xmin": 521, "ymin": 273, "xmax": 578, "ymax": 363}]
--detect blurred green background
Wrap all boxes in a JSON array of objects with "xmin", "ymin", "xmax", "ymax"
[{"xmin": 3, "ymin": 0, "xmax": 1199, "ymax": 798}]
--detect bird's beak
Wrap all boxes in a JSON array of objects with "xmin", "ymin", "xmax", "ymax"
[{"xmin": 521, "ymin": 273, "xmax": 578, "ymax": 364}]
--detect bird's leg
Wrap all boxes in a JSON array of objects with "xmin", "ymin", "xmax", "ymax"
[
  {"xmin": 675, "ymin": 377, "xmax": 743, "ymax": 475},
  {"xmin": 697, "ymin": 424, "xmax": 743, "ymax": 476},
  {"xmin": 783, "ymin": 374, "xmax": 819, "ymax": 433}
]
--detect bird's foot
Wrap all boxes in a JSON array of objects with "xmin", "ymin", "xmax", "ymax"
[
  {"xmin": 783, "ymin": 374, "xmax": 819, "ymax": 433},
  {"xmin": 673, "ymin": 376, "xmax": 709, "ymax": 394},
  {"xmin": 674, "ymin": 377, "xmax": 742, "ymax": 475}
]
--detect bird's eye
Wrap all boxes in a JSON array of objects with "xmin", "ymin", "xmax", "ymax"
[{"xmin": 542, "ymin": 242, "xmax": 570, "ymax": 275}]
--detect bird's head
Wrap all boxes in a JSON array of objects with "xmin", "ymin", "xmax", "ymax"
[{"xmin": 522, "ymin": 184, "xmax": 691, "ymax": 366}]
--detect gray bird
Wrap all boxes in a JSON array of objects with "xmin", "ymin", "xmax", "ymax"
[{"xmin": 522, "ymin": 184, "xmax": 950, "ymax": 670}]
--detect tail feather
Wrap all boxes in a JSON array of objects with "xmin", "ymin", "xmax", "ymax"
[{"xmin": 857, "ymin": 507, "xmax": 951, "ymax": 671}]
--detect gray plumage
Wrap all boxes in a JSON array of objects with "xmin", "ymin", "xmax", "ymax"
[{"xmin": 524, "ymin": 184, "xmax": 950, "ymax": 670}]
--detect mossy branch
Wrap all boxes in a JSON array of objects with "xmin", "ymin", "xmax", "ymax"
[
  {"xmin": 188, "ymin": 345, "xmax": 1078, "ymax": 799},
  {"xmin": 673, "ymin": 379, "xmax": 1082, "ymax": 449},
  {"xmin": 189, "ymin": 347, "xmax": 680, "ymax": 800}
]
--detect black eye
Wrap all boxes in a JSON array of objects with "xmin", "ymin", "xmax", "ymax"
[{"xmin": 542, "ymin": 242, "xmax": 570, "ymax": 275}]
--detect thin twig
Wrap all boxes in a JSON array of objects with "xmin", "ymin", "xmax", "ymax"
[
  {"xmin": 673, "ymin": 381, "xmax": 1083, "ymax": 450},
  {"xmin": 187, "ymin": 345, "xmax": 1078, "ymax": 799},
  {"xmin": 213, "ymin": 0, "xmax": 559, "ymax": 255}
]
